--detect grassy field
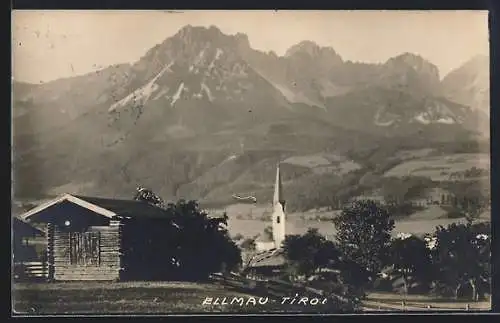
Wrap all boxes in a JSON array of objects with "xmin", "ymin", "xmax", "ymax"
[
  {"xmin": 364, "ymin": 292, "xmax": 491, "ymax": 311},
  {"xmin": 283, "ymin": 153, "xmax": 361, "ymax": 176},
  {"xmin": 12, "ymin": 281, "xmax": 261, "ymax": 314},
  {"xmin": 13, "ymin": 281, "xmax": 490, "ymax": 315},
  {"xmin": 384, "ymin": 153, "xmax": 490, "ymax": 181}
]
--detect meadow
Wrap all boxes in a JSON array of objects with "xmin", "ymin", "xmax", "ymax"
[
  {"xmin": 283, "ymin": 153, "xmax": 361, "ymax": 176},
  {"xmin": 12, "ymin": 280, "xmax": 490, "ymax": 315},
  {"xmin": 383, "ymin": 153, "xmax": 490, "ymax": 181},
  {"xmin": 363, "ymin": 292, "xmax": 490, "ymax": 311},
  {"xmin": 12, "ymin": 281, "xmax": 259, "ymax": 314}
]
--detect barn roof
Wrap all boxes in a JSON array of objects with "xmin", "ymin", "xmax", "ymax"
[
  {"xmin": 19, "ymin": 193, "xmax": 168, "ymax": 222},
  {"xmin": 246, "ymin": 248, "xmax": 286, "ymax": 268},
  {"xmin": 12, "ymin": 217, "xmax": 45, "ymax": 237},
  {"xmin": 74, "ymin": 195, "xmax": 168, "ymax": 219}
]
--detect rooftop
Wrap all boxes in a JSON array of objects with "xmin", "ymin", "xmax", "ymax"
[
  {"xmin": 246, "ymin": 248, "xmax": 286, "ymax": 268},
  {"xmin": 19, "ymin": 193, "xmax": 169, "ymax": 223},
  {"xmin": 12, "ymin": 217, "xmax": 45, "ymax": 237},
  {"xmin": 74, "ymin": 195, "xmax": 168, "ymax": 219}
]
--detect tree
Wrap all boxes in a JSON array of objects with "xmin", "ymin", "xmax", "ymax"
[
  {"xmin": 282, "ymin": 228, "xmax": 341, "ymax": 281},
  {"xmin": 239, "ymin": 237, "xmax": 257, "ymax": 268},
  {"xmin": 432, "ymin": 222, "xmax": 491, "ymax": 301},
  {"xmin": 134, "ymin": 186, "xmax": 165, "ymax": 208},
  {"xmin": 388, "ymin": 235, "xmax": 432, "ymax": 295},
  {"xmin": 125, "ymin": 196, "xmax": 242, "ymax": 281},
  {"xmin": 457, "ymin": 197, "xmax": 486, "ymax": 224},
  {"xmin": 336, "ymin": 258, "xmax": 371, "ymax": 299},
  {"xmin": 163, "ymin": 201, "xmax": 242, "ymax": 279},
  {"xmin": 333, "ymin": 200, "xmax": 395, "ymax": 280},
  {"xmin": 240, "ymin": 238, "xmax": 256, "ymax": 251}
]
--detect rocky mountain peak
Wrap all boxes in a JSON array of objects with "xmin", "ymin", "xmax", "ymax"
[
  {"xmin": 234, "ymin": 32, "xmax": 250, "ymax": 48},
  {"xmin": 13, "ymin": 24, "xmax": 489, "ymax": 203},
  {"xmin": 381, "ymin": 52, "xmax": 441, "ymax": 96},
  {"xmin": 284, "ymin": 40, "xmax": 342, "ymax": 63},
  {"xmin": 385, "ymin": 52, "xmax": 440, "ymax": 79},
  {"xmin": 285, "ymin": 40, "xmax": 321, "ymax": 57},
  {"xmin": 441, "ymin": 54, "xmax": 489, "ymax": 116}
]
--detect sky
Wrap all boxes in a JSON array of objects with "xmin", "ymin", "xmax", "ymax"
[{"xmin": 12, "ymin": 10, "xmax": 489, "ymax": 84}]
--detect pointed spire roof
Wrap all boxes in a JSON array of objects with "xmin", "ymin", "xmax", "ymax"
[{"xmin": 273, "ymin": 163, "xmax": 284, "ymax": 206}]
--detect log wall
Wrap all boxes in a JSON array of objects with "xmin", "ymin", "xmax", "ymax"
[{"xmin": 51, "ymin": 220, "xmax": 122, "ymax": 281}]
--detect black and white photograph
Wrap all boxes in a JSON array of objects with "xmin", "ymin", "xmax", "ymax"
[{"xmin": 11, "ymin": 10, "xmax": 491, "ymax": 315}]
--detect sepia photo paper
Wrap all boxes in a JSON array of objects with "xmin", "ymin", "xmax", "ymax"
[{"xmin": 11, "ymin": 10, "xmax": 492, "ymax": 316}]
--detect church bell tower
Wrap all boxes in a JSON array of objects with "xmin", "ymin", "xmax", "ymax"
[{"xmin": 271, "ymin": 163, "xmax": 286, "ymax": 249}]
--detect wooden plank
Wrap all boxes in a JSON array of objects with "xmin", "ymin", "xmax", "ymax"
[
  {"xmin": 54, "ymin": 272, "xmax": 119, "ymax": 276},
  {"xmin": 55, "ymin": 277, "xmax": 118, "ymax": 281},
  {"xmin": 55, "ymin": 274, "xmax": 118, "ymax": 279},
  {"xmin": 46, "ymin": 223, "xmax": 55, "ymax": 280},
  {"xmin": 89, "ymin": 226, "xmax": 119, "ymax": 231},
  {"xmin": 54, "ymin": 274, "xmax": 119, "ymax": 280},
  {"xmin": 99, "ymin": 256, "xmax": 121, "ymax": 260},
  {"xmin": 56, "ymin": 275, "xmax": 119, "ymax": 278},
  {"xmin": 57, "ymin": 269, "xmax": 118, "ymax": 277},
  {"xmin": 99, "ymin": 248, "xmax": 121, "ymax": 252},
  {"xmin": 59, "ymin": 266, "xmax": 119, "ymax": 270},
  {"xmin": 57, "ymin": 269, "xmax": 119, "ymax": 277},
  {"xmin": 97, "ymin": 256, "xmax": 120, "ymax": 260},
  {"xmin": 51, "ymin": 226, "xmax": 126, "ymax": 280}
]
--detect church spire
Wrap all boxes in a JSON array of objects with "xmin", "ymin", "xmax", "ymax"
[{"xmin": 273, "ymin": 162, "xmax": 284, "ymax": 208}]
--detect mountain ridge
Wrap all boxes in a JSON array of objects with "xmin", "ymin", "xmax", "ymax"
[{"xmin": 12, "ymin": 25, "xmax": 490, "ymax": 207}]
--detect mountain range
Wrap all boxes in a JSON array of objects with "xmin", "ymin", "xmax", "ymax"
[{"xmin": 12, "ymin": 25, "xmax": 490, "ymax": 209}]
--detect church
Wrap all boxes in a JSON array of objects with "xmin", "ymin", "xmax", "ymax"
[{"xmin": 243, "ymin": 164, "xmax": 288, "ymax": 280}]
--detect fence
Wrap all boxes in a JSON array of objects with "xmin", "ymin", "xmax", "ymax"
[{"xmin": 13, "ymin": 261, "xmax": 49, "ymax": 281}]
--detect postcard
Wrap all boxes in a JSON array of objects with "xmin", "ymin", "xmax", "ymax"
[{"xmin": 11, "ymin": 10, "xmax": 491, "ymax": 315}]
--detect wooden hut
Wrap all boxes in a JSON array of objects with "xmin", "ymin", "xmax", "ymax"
[
  {"xmin": 13, "ymin": 217, "xmax": 45, "ymax": 257},
  {"xmin": 19, "ymin": 193, "xmax": 179, "ymax": 281},
  {"xmin": 13, "ymin": 217, "xmax": 47, "ymax": 280},
  {"xmin": 243, "ymin": 248, "xmax": 286, "ymax": 281}
]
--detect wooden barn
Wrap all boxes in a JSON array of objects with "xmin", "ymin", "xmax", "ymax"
[
  {"xmin": 13, "ymin": 217, "xmax": 45, "ymax": 260},
  {"xmin": 13, "ymin": 217, "xmax": 47, "ymax": 281},
  {"xmin": 19, "ymin": 193, "xmax": 180, "ymax": 281},
  {"xmin": 243, "ymin": 248, "xmax": 287, "ymax": 281}
]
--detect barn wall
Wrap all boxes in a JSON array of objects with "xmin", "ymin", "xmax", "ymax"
[{"xmin": 52, "ymin": 220, "xmax": 122, "ymax": 281}]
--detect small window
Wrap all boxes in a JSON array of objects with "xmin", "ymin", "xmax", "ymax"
[{"xmin": 276, "ymin": 216, "xmax": 280, "ymax": 224}]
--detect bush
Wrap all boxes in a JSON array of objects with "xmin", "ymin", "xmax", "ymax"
[{"xmin": 373, "ymin": 277, "xmax": 394, "ymax": 292}]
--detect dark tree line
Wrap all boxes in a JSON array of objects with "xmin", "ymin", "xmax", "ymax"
[{"xmin": 279, "ymin": 200, "xmax": 491, "ymax": 302}]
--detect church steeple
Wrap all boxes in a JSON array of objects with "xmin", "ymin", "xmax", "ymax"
[
  {"xmin": 272, "ymin": 163, "xmax": 286, "ymax": 249},
  {"xmin": 273, "ymin": 163, "xmax": 285, "ymax": 209}
]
